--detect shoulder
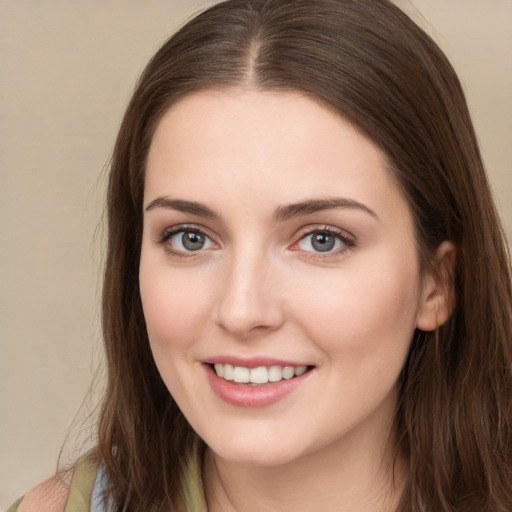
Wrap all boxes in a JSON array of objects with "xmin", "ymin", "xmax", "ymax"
[
  {"xmin": 13, "ymin": 450, "xmax": 100, "ymax": 512},
  {"xmin": 16, "ymin": 474, "xmax": 70, "ymax": 512}
]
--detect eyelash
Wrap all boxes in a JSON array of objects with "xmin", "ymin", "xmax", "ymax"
[
  {"xmin": 156, "ymin": 224, "xmax": 214, "ymax": 258},
  {"xmin": 291, "ymin": 226, "xmax": 356, "ymax": 260},
  {"xmin": 156, "ymin": 224, "xmax": 356, "ymax": 259}
]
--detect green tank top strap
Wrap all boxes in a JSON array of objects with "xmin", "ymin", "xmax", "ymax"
[
  {"xmin": 65, "ymin": 446, "xmax": 207, "ymax": 511},
  {"xmin": 181, "ymin": 441, "xmax": 208, "ymax": 512},
  {"xmin": 64, "ymin": 449, "xmax": 99, "ymax": 512},
  {"xmin": 5, "ymin": 451, "xmax": 98, "ymax": 512},
  {"xmin": 6, "ymin": 445, "xmax": 207, "ymax": 512},
  {"xmin": 5, "ymin": 496, "xmax": 23, "ymax": 512}
]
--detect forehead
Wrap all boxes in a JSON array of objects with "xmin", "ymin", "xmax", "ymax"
[{"xmin": 144, "ymin": 89, "xmax": 410, "ymax": 226}]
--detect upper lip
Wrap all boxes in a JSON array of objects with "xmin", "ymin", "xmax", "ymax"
[{"xmin": 204, "ymin": 356, "xmax": 312, "ymax": 368}]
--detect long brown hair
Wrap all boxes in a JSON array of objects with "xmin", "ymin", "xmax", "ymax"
[{"xmin": 98, "ymin": 0, "xmax": 512, "ymax": 510}]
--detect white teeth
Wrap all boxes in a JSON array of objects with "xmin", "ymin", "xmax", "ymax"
[
  {"xmin": 214, "ymin": 363, "xmax": 224, "ymax": 377},
  {"xmin": 250, "ymin": 366, "xmax": 269, "ymax": 384},
  {"xmin": 294, "ymin": 365, "xmax": 307, "ymax": 376},
  {"xmin": 213, "ymin": 363, "xmax": 309, "ymax": 384},
  {"xmin": 282, "ymin": 366, "xmax": 295, "ymax": 380},
  {"xmin": 268, "ymin": 365, "xmax": 283, "ymax": 382},
  {"xmin": 223, "ymin": 364, "xmax": 234, "ymax": 381},
  {"xmin": 233, "ymin": 366, "xmax": 250, "ymax": 383}
]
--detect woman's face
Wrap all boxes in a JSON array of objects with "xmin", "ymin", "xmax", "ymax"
[{"xmin": 140, "ymin": 89, "xmax": 435, "ymax": 467}]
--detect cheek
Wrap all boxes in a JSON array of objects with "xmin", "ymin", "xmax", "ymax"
[
  {"xmin": 139, "ymin": 260, "xmax": 218, "ymax": 410},
  {"xmin": 139, "ymin": 262, "xmax": 214, "ymax": 357},
  {"xmin": 291, "ymin": 256, "xmax": 421, "ymax": 366}
]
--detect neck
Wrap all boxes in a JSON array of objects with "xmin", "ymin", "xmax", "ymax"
[{"xmin": 203, "ymin": 416, "xmax": 406, "ymax": 512}]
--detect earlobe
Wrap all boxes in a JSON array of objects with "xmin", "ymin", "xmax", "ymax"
[{"xmin": 416, "ymin": 241, "xmax": 457, "ymax": 332}]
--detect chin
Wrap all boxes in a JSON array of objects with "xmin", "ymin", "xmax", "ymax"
[
  {"xmin": 199, "ymin": 425, "xmax": 304, "ymax": 467},
  {"xmin": 211, "ymin": 443, "xmax": 302, "ymax": 467}
]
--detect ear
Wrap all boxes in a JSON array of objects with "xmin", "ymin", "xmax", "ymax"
[{"xmin": 416, "ymin": 240, "xmax": 457, "ymax": 331}]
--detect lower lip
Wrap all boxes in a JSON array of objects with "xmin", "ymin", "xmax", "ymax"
[{"xmin": 205, "ymin": 365, "xmax": 312, "ymax": 408}]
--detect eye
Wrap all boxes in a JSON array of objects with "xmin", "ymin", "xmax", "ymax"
[
  {"xmin": 159, "ymin": 227, "xmax": 216, "ymax": 254},
  {"xmin": 295, "ymin": 228, "xmax": 354, "ymax": 254}
]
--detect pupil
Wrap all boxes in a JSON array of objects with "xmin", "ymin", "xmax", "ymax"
[
  {"xmin": 312, "ymin": 233, "xmax": 335, "ymax": 252},
  {"xmin": 182, "ymin": 232, "xmax": 205, "ymax": 251}
]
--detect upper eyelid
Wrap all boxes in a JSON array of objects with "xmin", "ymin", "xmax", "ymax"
[
  {"xmin": 157, "ymin": 224, "xmax": 217, "ymax": 245},
  {"xmin": 156, "ymin": 226, "xmax": 218, "ymax": 258},
  {"xmin": 160, "ymin": 223, "xmax": 212, "ymax": 236},
  {"xmin": 293, "ymin": 224, "xmax": 355, "ymax": 241},
  {"xmin": 290, "ymin": 225, "xmax": 357, "ymax": 253}
]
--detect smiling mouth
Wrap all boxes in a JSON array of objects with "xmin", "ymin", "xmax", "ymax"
[{"xmin": 209, "ymin": 363, "xmax": 313, "ymax": 385}]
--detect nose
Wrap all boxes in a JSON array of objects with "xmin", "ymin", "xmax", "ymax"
[{"xmin": 214, "ymin": 253, "xmax": 285, "ymax": 338}]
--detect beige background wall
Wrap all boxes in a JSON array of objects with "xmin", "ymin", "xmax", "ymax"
[{"xmin": 1, "ymin": 0, "xmax": 510, "ymax": 507}]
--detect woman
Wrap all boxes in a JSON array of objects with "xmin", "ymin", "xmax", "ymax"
[{"xmin": 12, "ymin": 0, "xmax": 512, "ymax": 510}]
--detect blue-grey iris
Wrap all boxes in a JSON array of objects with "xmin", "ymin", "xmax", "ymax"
[
  {"xmin": 312, "ymin": 233, "xmax": 335, "ymax": 252},
  {"xmin": 182, "ymin": 232, "xmax": 205, "ymax": 251}
]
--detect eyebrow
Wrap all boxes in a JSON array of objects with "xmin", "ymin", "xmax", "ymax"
[
  {"xmin": 145, "ymin": 197, "xmax": 219, "ymax": 218},
  {"xmin": 144, "ymin": 196, "xmax": 377, "ymax": 221},
  {"xmin": 273, "ymin": 198, "xmax": 377, "ymax": 222}
]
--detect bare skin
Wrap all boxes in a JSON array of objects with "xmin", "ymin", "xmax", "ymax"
[
  {"xmin": 18, "ymin": 474, "xmax": 69, "ymax": 512},
  {"xmin": 203, "ymin": 416, "xmax": 409, "ymax": 512}
]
